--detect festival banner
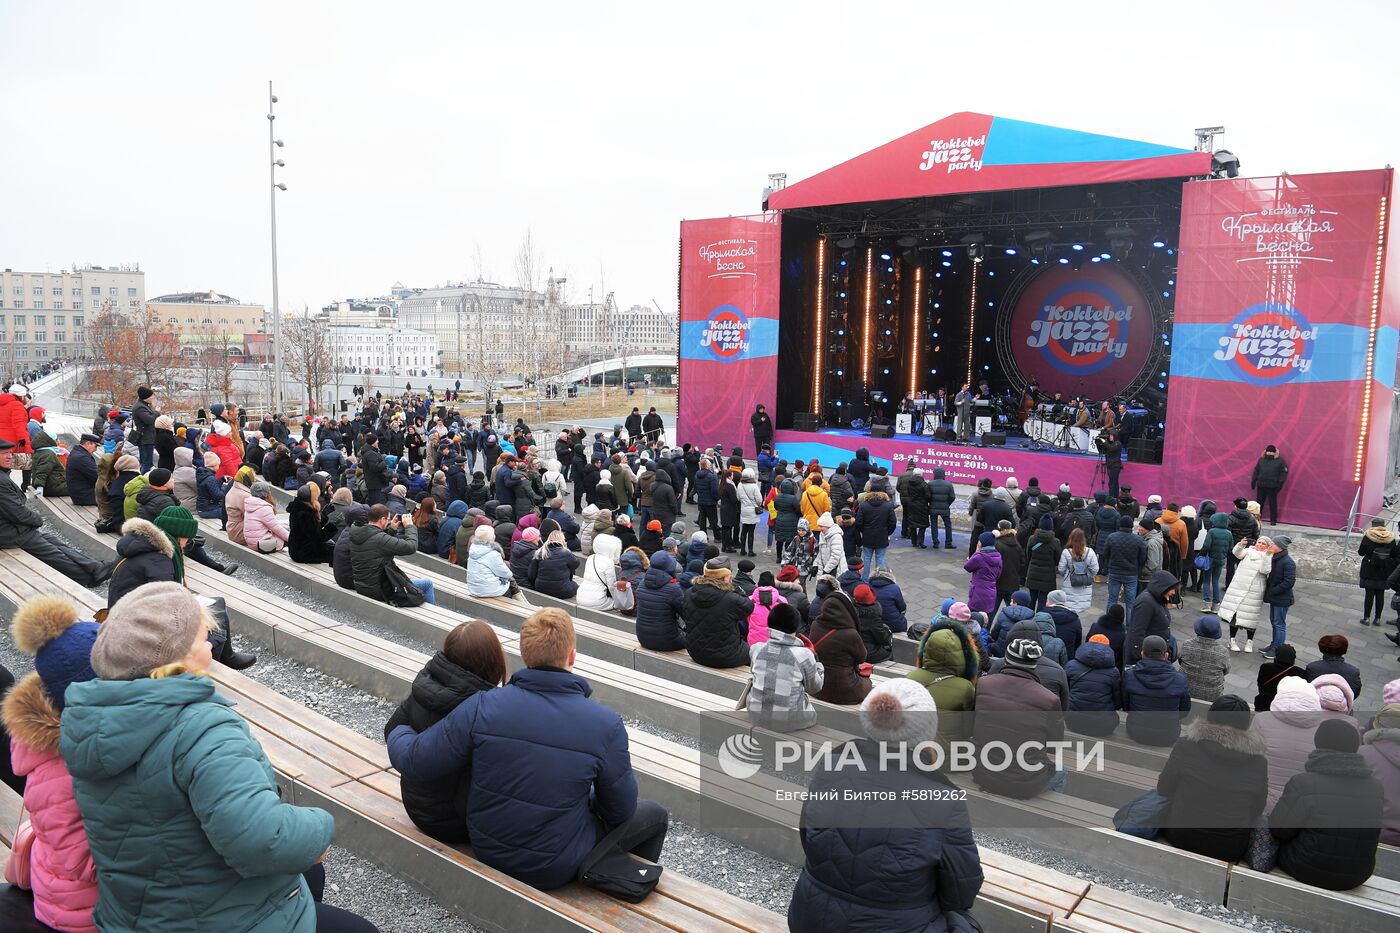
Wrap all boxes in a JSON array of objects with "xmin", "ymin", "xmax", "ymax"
[
  {"xmin": 677, "ymin": 214, "xmax": 781, "ymax": 451},
  {"xmin": 1005, "ymin": 264, "xmax": 1157, "ymax": 399},
  {"xmin": 1161, "ymin": 170, "xmax": 1395, "ymax": 528}
]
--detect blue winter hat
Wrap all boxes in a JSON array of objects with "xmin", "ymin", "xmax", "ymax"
[
  {"xmin": 940, "ymin": 597, "xmax": 957, "ymax": 616},
  {"xmin": 651, "ymin": 551, "xmax": 678, "ymax": 574},
  {"xmin": 1193, "ymin": 615, "xmax": 1222, "ymax": 639},
  {"xmin": 1039, "ymin": 513, "xmax": 1055, "ymax": 531},
  {"xmin": 979, "ymin": 531, "xmax": 997, "ymax": 548},
  {"xmin": 385, "ymin": 455, "xmax": 398, "ymax": 469},
  {"xmin": 210, "ymin": 403, "xmax": 226, "ymax": 417},
  {"xmin": 1011, "ymin": 590, "xmax": 1033, "ymax": 608},
  {"xmin": 1118, "ymin": 514, "xmax": 1134, "ymax": 530},
  {"xmin": 12, "ymin": 596, "xmax": 99, "ymax": 710}
]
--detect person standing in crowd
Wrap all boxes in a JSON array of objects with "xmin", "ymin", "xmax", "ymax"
[
  {"xmin": 1057, "ymin": 527, "xmax": 1098, "ymax": 616},
  {"xmin": 750, "ymin": 403, "xmax": 773, "ymax": 456},
  {"xmin": 855, "ymin": 479, "xmax": 896, "ymax": 578},
  {"xmin": 0, "ymin": 383, "xmax": 34, "ymax": 465},
  {"xmin": 1156, "ymin": 696, "xmax": 1268, "ymax": 863},
  {"xmin": 1219, "ymin": 536, "xmax": 1272, "ymax": 653},
  {"xmin": 61, "ymin": 582, "xmax": 376, "ymax": 932},
  {"xmin": 1127, "ymin": 571, "xmax": 1179, "ymax": 665},
  {"xmin": 0, "ymin": 438, "xmax": 114, "ymax": 587},
  {"xmin": 1022, "ymin": 514, "xmax": 1061, "ymax": 612},
  {"xmin": 927, "ymin": 467, "xmax": 956, "ymax": 549},
  {"xmin": 1358, "ymin": 518, "xmax": 1398, "ymax": 626},
  {"xmin": 383, "ymin": 621, "xmax": 507, "ymax": 843},
  {"xmin": 717, "ymin": 470, "xmax": 740, "ymax": 554},
  {"xmin": 1201, "ymin": 510, "xmax": 1234, "ymax": 614},
  {"xmin": 1262, "ymin": 535, "xmax": 1296, "ymax": 660},
  {"xmin": 130, "ymin": 386, "xmax": 160, "ymax": 473},
  {"xmin": 1102, "ymin": 514, "xmax": 1146, "ymax": 624},
  {"xmin": 1099, "ymin": 429, "xmax": 1124, "ymax": 500},
  {"xmin": 964, "ymin": 532, "xmax": 1002, "ymax": 617},
  {"xmin": 388, "ymin": 608, "xmax": 670, "ymax": 891},
  {"xmin": 735, "ymin": 468, "xmax": 764, "ymax": 557},
  {"xmin": 786, "ymin": 680, "xmax": 983, "ymax": 933},
  {"xmin": 1270, "ymin": 719, "xmax": 1384, "ymax": 891},
  {"xmin": 1225, "ymin": 496, "xmax": 1260, "ymax": 587},
  {"xmin": 901, "ymin": 466, "xmax": 932, "ymax": 548},
  {"xmin": 1251, "ymin": 444, "xmax": 1289, "ymax": 526}
]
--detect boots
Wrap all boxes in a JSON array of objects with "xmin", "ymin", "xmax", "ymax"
[
  {"xmin": 1243, "ymin": 637, "xmax": 1254, "ymax": 653},
  {"xmin": 1228, "ymin": 635, "xmax": 1241, "ymax": 652},
  {"xmin": 216, "ymin": 613, "xmax": 257, "ymax": 670}
]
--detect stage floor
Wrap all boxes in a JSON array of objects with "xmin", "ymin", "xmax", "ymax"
[{"xmin": 816, "ymin": 427, "xmax": 1102, "ymax": 459}]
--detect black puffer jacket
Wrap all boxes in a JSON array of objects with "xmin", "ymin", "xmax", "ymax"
[
  {"xmin": 788, "ymin": 741, "xmax": 983, "ymax": 933},
  {"xmin": 287, "ymin": 497, "xmax": 333, "ymax": 564},
  {"xmin": 1227, "ymin": 507, "xmax": 1259, "ymax": 546},
  {"xmin": 927, "ymin": 471, "xmax": 956, "ymax": 513},
  {"xmin": 107, "ymin": 518, "xmax": 177, "ymax": 608},
  {"xmin": 1022, "ymin": 530, "xmax": 1061, "ymax": 592},
  {"xmin": 681, "ymin": 574, "xmax": 752, "ymax": 668},
  {"xmin": 134, "ymin": 485, "xmax": 180, "ymax": 523},
  {"xmin": 331, "ymin": 504, "xmax": 368, "ymax": 589},
  {"xmin": 383, "ymin": 652, "xmax": 497, "ymax": 843},
  {"xmin": 1127, "ymin": 570, "xmax": 1177, "ymax": 664},
  {"xmin": 1158, "ymin": 719, "xmax": 1268, "ymax": 863},
  {"xmin": 635, "ymin": 554, "xmax": 686, "ymax": 651},
  {"xmin": 528, "ymin": 543, "xmax": 579, "ymax": 600},
  {"xmin": 349, "ymin": 521, "xmax": 418, "ymax": 601},
  {"xmin": 854, "ymin": 492, "xmax": 896, "ymax": 549},
  {"xmin": 901, "ymin": 474, "xmax": 932, "ymax": 527},
  {"xmin": 1270, "ymin": 748, "xmax": 1384, "ymax": 890}
]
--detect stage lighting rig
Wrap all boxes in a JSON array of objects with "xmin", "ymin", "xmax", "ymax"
[
  {"xmin": 961, "ymin": 233, "xmax": 986, "ymax": 263},
  {"xmin": 835, "ymin": 236, "xmax": 856, "ymax": 250},
  {"xmin": 1211, "ymin": 150, "xmax": 1241, "ymax": 178},
  {"xmin": 1106, "ymin": 225, "xmax": 1135, "ymax": 254}
]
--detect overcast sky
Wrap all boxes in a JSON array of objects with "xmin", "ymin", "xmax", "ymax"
[{"xmin": 2, "ymin": 1, "xmax": 1396, "ymax": 314}]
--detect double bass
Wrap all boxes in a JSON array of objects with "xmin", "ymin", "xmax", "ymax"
[{"xmin": 1017, "ymin": 386, "xmax": 1036, "ymax": 430}]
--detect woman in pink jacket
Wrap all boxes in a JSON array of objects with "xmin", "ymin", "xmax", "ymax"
[
  {"xmin": 747, "ymin": 572, "xmax": 789, "ymax": 645},
  {"xmin": 242, "ymin": 480, "xmax": 289, "ymax": 553},
  {"xmin": 1, "ymin": 595, "xmax": 99, "ymax": 933}
]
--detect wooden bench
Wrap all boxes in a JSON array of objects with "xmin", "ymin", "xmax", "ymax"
[
  {"xmin": 32, "ymin": 500, "xmax": 1235, "ymax": 903},
  {"xmin": 1225, "ymin": 866, "xmax": 1400, "ymax": 933},
  {"xmin": 3, "ymin": 542, "xmax": 1246, "ymax": 933},
  {"xmin": 0, "ymin": 570, "xmax": 788, "ymax": 933}
]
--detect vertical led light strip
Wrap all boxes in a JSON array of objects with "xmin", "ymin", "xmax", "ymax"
[
  {"xmin": 908, "ymin": 266, "xmax": 922, "ymax": 398},
  {"xmin": 812, "ymin": 239, "xmax": 825, "ymax": 411},
  {"xmin": 1354, "ymin": 194, "xmax": 1389, "ymax": 483},
  {"xmin": 861, "ymin": 246, "xmax": 874, "ymax": 385},
  {"xmin": 965, "ymin": 260, "xmax": 979, "ymax": 386}
]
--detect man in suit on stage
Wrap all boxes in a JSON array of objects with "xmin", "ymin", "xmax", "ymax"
[{"xmin": 955, "ymin": 383, "xmax": 974, "ymax": 440}]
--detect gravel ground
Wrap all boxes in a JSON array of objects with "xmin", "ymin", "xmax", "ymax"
[{"xmin": 318, "ymin": 846, "xmax": 487, "ymax": 933}]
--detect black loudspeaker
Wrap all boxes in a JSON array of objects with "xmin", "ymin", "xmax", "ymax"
[
  {"xmin": 934, "ymin": 427, "xmax": 956, "ymax": 441},
  {"xmin": 981, "ymin": 431, "xmax": 1007, "ymax": 447},
  {"xmin": 870, "ymin": 424, "xmax": 895, "ymax": 439},
  {"xmin": 1129, "ymin": 438, "xmax": 1163, "ymax": 462},
  {"xmin": 793, "ymin": 412, "xmax": 820, "ymax": 432}
]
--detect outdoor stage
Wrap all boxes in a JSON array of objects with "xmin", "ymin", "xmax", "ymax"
[{"xmin": 676, "ymin": 113, "xmax": 1399, "ymax": 528}]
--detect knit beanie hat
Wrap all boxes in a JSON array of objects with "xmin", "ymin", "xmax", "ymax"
[
  {"xmin": 777, "ymin": 565, "xmax": 799, "ymax": 582},
  {"xmin": 114, "ymin": 454, "xmax": 139, "ymax": 473},
  {"xmin": 1039, "ymin": 513, "xmax": 1055, "ymax": 531},
  {"xmin": 758, "ymin": 600, "xmax": 800, "ymax": 635},
  {"xmin": 647, "ymin": 519, "xmax": 663, "ymax": 532},
  {"xmin": 1005, "ymin": 638, "xmax": 1044, "ymax": 668},
  {"xmin": 853, "ymin": 584, "xmax": 876, "ymax": 606},
  {"xmin": 1385, "ymin": 678, "xmax": 1400, "ymax": 706},
  {"xmin": 797, "ymin": 518, "xmax": 810, "ymax": 532},
  {"xmin": 521, "ymin": 527, "xmax": 540, "ymax": 543},
  {"xmin": 1247, "ymin": 501, "xmax": 1260, "ymax": 516},
  {"xmin": 213, "ymin": 419, "xmax": 233, "ymax": 436},
  {"xmin": 1272, "ymin": 643, "xmax": 1297, "ymax": 667},
  {"xmin": 90, "ymin": 582, "xmax": 207, "ymax": 680},
  {"xmin": 1180, "ymin": 505, "xmax": 1197, "ymax": 519},
  {"xmin": 704, "ymin": 556, "xmax": 731, "ymax": 579},
  {"xmin": 11, "ymin": 596, "xmax": 99, "ymax": 710},
  {"xmin": 1311, "ymin": 673, "xmax": 1355, "ymax": 713},
  {"xmin": 1206, "ymin": 695, "xmax": 1252, "ymax": 731},
  {"xmin": 940, "ymin": 597, "xmax": 957, "ymax": 616},
  {"xmin": 817, "ymin": 511, "xmax": 834, "ymax": 529},
  {"xmin": 948, "ymin": 602, "xmax": 971, "ymax": 622},
  {"xmin": 1315, "ymin": 718, "xmax": 1360, "ymax": 753},
  {"xmin": 204, "ymin": 452, "xmax": 221, "ymax": 468},
  {"xmin": 1147, "ymin": 494, "xmax": 1162, "ymax": 505},
  {"xmin": 1271, "ymin": 676, "xmax": 1322, "ymax": 713},
  {"xmin": 138, "ymin": 386, "xmax": 154, "ymax": 400},
  {"xmin": 1118, "ymin": 515, "xmax": 1134, "ymax": 530},
  {"xmin": 1089, "ymin": 634, "xmax": 1110, "ymax": 645},
  {"xmin": 670, "ymin": 521, "xmax": 687, "ymax": 537},
  {"xmin": 1011, "ymin": 590, "xmax": 1033, "ymax": 608},
  {"xmin": 155, "ymin": 505, "xmax": 199, "ymax": 541},
  {"xmin": 148, "ymin": 468, "xmax": 173, "ymax": 488},
  {"xmin": 691, "ymin": 530, "xmax": 708, "ymax": 544},
  {"xmin": 1318, "ymin": 634, "xmax": 1348, "ymax": 656},
  {"xmin": 1047, "ymin": 589, "xmax": 1067, "ymax": 605},
  {"xmin": 758, "ymin": 571, "xmax": 775, "ymax": 588},
  {"xmin": 738, "ymin": 558, "xmax": 755, "ymax": 574},
  {"xmin": 979, "ymin": 531, "xmax": 997, "ymax": 548},
  {"xmin": 860, "ymin": 679, "xmax": 937, "ymax": 745}
]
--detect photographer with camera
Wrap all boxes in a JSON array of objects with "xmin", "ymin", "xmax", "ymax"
[
  {"xmin": 349, "ymin": 503, "xmax": 438, "ymax": 605},
  {"xmin": 1095, "ymin": 429, "xmax": 1124, "ymax": 500}
]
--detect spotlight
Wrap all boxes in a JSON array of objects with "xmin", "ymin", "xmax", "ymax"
[
  {"xmin": 1031, "ymin": 258, "xmax": 1041, "ymax": 265},
  {"xmin": 1152, "ymin": 239, "xmax": 1166, "ymax": 248},
  {"xmin": 1099, "ymin": 252, "xmax": 1111, "ymax": 259},
  {"xmin": 1106, "ymin": 226, "xmax": 1134, "ymax": 253},
  {"xmin": 1057, "ymin": 257, "xmax": 1069, "ymax": 265},
  {"xmin": 941, "ymin": 260, "xmax": 951, "ymax": 267},
  {"xmin": 896, "ymin": 235, "xmax": 919, "ymax": 249},
  {"xmin": 1004, "ymin": 247, "xmax": 1017, "ymax": 255},
  {"xmin": 1091, "ymin": 256, "xmax": 1102, "ymax": 263},
  {"xmin": 966, "ymin": 243, "xmax": 985, "ymax": 263},
  {"xmin": 1211, "ymin": 149, "xmax": 1241, "ymax": 178},
  {"xmin": 1071, "ymin": 244, "xmax": 1084, "ymax": 251},
  {"xmin": 879, "ymin": 252, "xmax": 891, "ymax": 261},
  {"xmin": 836, "ymin": 237, "xmax": 856, "ymax": 249},
  {"xmin": 941, "ymin": 250, "xmax": 953, "ymax": 258}
]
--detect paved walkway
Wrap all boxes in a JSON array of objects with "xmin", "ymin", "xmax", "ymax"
[{"xmin": 675, "ymin": 505, "xmax": 1397, "ymax": 709}]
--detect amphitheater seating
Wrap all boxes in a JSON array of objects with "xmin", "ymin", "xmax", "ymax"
[{"xmin": 11, "ymin": 518, "xmax": 1270, "ymax": 933}]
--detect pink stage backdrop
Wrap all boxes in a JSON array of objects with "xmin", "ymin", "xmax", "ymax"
[
  {"xmin": 1161, "ymin": 170, "xmax": 1395, "ymax": 528},
  {"xmin": 677, "ymin": 214, "xmax": 781, "ymax": 450}
]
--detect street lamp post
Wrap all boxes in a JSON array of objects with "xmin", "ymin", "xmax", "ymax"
[{"xmin": 267, "ymin": 81, "xmax": 286, "ymax": 416}]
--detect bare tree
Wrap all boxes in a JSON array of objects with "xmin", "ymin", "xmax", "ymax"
[
  {"xmin": 282, "ymin": 312, "xmax": 333, "ymax": 416},
  {"xmin": 192, "ymin": 322, "xmax": 239, "ymax": 407},
  {"xmin": 83, "ymin": 302, "xmax": 181, "ymax": 405}
]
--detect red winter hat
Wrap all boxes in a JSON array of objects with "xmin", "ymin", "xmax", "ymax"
[
  {"xmin": 777, "ymin": 565, "xmax": 799, "ymax": 582},
  {"xmin": 28, "ymin": 406, "xmax": 45, "ymax": 422},
  {"xmin": 853, "ymin": 583, "xmax": 876, "ymax": 605},
  {"xmin": 647, "ymin": 520, "xmax": 663, "ymax": 532}
]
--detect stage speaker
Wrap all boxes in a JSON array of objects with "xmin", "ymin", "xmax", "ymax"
[
  {"xmin": 981, "ymin": 432, "xmax": 1007, "ymax": 447},
  {"xmin": 870, "ymin": 424, "xmax": 894, "ymax": 439},
  {"xmin": 934, "ymin": 426, "xmax": 956, "ymax": 441},
  {"xmin": 793, "ymin": 412, "xmax": 820, "ymax": 432}
]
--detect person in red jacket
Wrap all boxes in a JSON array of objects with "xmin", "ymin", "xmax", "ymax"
[{"xmin": 0, "ymin": 383, "xmax": 33, "ymax": 455}]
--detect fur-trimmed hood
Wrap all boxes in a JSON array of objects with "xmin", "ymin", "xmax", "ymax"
[
  {"xmin": 117, "ymin": 516, "xmax": 175, "ymax": 558},
  {"xmin": 12, "ymin": 594, "xmax": 81, "ymax": 654},
  {"xmin": 689, "ymin": 573, "xmax": 733, "ymax": 592},
  {"xmin": 1184, "ymin": 718, "xmax": 1266, "ymax": 756},
  {"xmin": 1, "ymin": 672, "xmax": 61, "ymax": 752}
]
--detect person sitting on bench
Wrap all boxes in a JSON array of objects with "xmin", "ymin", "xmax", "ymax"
[
  {"xmin": 388, "ymin": 608, "xmax": 670, "ymax": 890},
  {"xmin": 0, "ymin": 437, "xmax": 114, "ymax": 587}
]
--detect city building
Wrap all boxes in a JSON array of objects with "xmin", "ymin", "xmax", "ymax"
[
  {"xmin": 397, "ymin": 280, "xmax": 546, "ymax": 375},
  {"xmin": 562, "ymin": 301, "xmax": 674, "ymax": 354},
  {"xmin": 327, "ymin": 326, "xmax": 438, "ymax": 376},
  {"xmin": 317, "ymin": 298, "xmax": 398, "ymax": 328},
  {"xmin": 147, "ymin": 291, "xmax": 266, "ymax": 362},
  {"xmin": 0, "ymin": 263, "xmax": 144, "ymax": 378}
]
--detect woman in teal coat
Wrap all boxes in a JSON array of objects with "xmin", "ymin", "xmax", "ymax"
[
  {"xmin": 1202, "ymin": 511, "xmax": 1235, "ymax": 614},
  {"xmin": 60, "ymin": 581, "xmax": 376, "ymax": 932}
]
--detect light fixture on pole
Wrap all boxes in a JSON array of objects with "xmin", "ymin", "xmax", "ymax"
[{"xmin": 268, "ymin": 80, "xmax": 285, "ymax": 416}]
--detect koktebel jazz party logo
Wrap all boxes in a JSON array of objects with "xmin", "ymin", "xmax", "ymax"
[
  {"xmin": 1007, "ymin": 265, "xmax": 1153, "ymax": 397},
  {"xmin": 699, "ymin": 305, "xmax": 752, "ymax": 361},
  {"xmin": 1212, "ymin": 303, "xmax": 1316, "ymax": 386},
  {"xmin": 918, "ymin": 134, "xmax": 987, "ymax": 175}
]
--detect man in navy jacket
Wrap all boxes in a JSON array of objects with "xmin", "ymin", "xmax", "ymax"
[{"xmin": 388, "ymin": 608, "xmax": 669, "ymax": 889}]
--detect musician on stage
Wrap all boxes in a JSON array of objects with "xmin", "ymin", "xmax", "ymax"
[
  {"xmin": 933, "ymin": 388, "xmax": 948, "ymax": 426},
  {"xmin": 1073, "ymin": 399, "xmax": 1092, "ymax": 452},
  {"xmin": 955, "ymin": 383, "xmax": 974, "ymax": 440},
  {"xmin": 976, "ymin": 379, "xmax": 992, "ymax": 400},
  {"xmin": 1098, "ymin": 401, "xmax": 1117, "ymax": 432},
  {"xmin": 1017, "ymin": 383, "xmax": 1037, "ymax": 431}
]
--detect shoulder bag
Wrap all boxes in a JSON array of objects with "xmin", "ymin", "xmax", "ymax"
[{"xmin": 384, "ymin": 559, "xmax": 426, "ymax": 607}]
